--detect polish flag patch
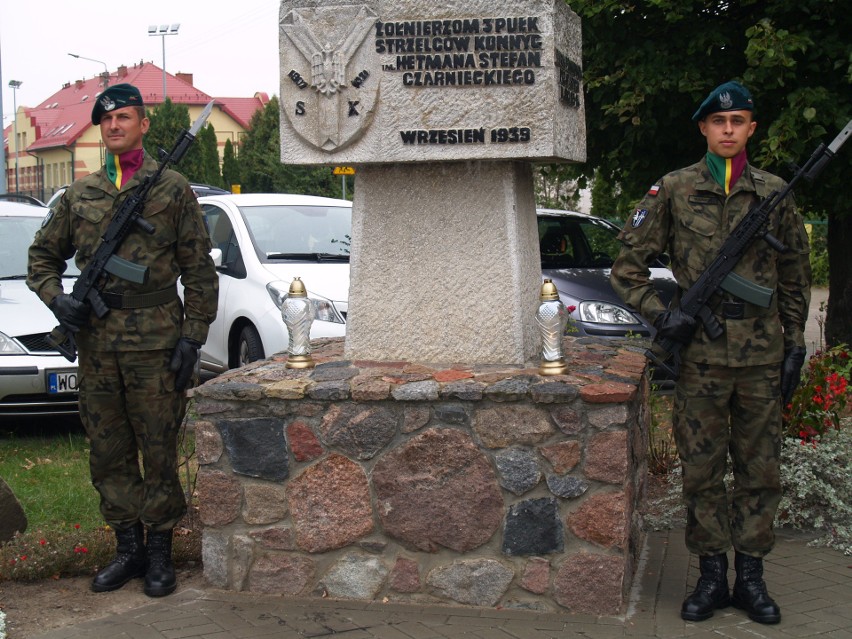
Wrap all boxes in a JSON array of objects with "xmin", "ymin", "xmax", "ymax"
[{"xmin": 648, "ymin": 184, "xmax": 660, "ymax": 196}]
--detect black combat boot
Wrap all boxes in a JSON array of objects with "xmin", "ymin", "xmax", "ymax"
[
  {"xmin": 680, "ymin": 554, "xmax": 731, "ymax": 621},
  {"xmin": 144, "ymin": 528, "xmax": 177, "ymax": 597},
  {"xmin": 91, "ymin": 522, "xmax": 146, "ymax": 592},
  {"xmin": 731, "ymin": 552, "xmax": 781, "ymax": 624}
]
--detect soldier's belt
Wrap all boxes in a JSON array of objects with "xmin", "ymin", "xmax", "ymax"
[
  {"xmin": 101, "ymin": 286, "xmax": 178, "ymax": 309},
  {"xmin": 718, "ymin": 300, "xmax": 763, "ymax": 320}
]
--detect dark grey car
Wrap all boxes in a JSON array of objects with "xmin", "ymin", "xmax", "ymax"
[{"xmin": 537, "ymin": 208, "xmax": 677, "ymax": 339}]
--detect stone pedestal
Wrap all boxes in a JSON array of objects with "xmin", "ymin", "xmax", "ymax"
[
  {"xmin": 190, "ymin": 337, "xmax": 651, "ymax": 616},
  {"xmin": 346, "ymin": 161, "xmax": 540, "ymax": 364}
]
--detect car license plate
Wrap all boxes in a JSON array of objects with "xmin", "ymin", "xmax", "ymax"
[{"xmin": 48, "ymin": 370, "xmax": 79, "ymax": 394}]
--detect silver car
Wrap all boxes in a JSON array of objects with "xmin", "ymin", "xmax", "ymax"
[
  {"xmin": 0, "ymin": 198, "xmax": 79, "ymax": 417},
  {"xmin": 537, "ymin": 208, "xmax": 677, "ymax": 339}
]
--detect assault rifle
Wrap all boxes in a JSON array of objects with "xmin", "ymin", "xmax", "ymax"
[
  {"xmin": 647, "ymin": 118, "xmax": 852, "ymax": 379},
  {"xmin": 48, "ymin": 100, "xmax": 215, "ymax": 362}
]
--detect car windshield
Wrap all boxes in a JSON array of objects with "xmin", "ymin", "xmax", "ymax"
[
  {"xmin": 538, "ymin": 216, "xmax": 622, "ymax": 269},
  {"xmin": 239, "ymin": 205, "xmax": 352, "ymax": 260},
  {"xmin": 0, "ymin": 215, "xmax": 80, "ymax": 279}
]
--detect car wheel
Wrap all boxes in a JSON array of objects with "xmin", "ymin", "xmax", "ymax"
[{"xmin": 235, "ymin": 325, "xmax": 264, "ymax": 368}]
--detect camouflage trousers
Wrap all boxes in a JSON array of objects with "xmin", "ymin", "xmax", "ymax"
[
  {"xmin": 78, "ymin": 348, "xmax": 187, "ymax": 532},
  {"xmin": 672, "ymin": 360, "xmax": 782, "ymax": 558}
]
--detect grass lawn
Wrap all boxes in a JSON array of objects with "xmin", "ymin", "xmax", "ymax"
[
  {"xmin": 0, "ymin": 426, "xmax": 200, "ymax": 581},
  {"xmin": 0, "ymin": 432, "xmax": 101, "ymax": 530}
]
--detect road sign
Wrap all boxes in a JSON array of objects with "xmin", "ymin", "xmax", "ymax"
[{"xmin": 333, "ymin": 166, "xmax": 356, "ymax": 175}]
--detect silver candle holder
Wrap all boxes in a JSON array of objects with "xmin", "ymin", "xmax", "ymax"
[
  {"xmin": 536, "ymin": 279, "xmax": 568, "ymax": 376},
  {"xmin": 281, "ymin": 277, "xmax": 316, "ymax": 369}
]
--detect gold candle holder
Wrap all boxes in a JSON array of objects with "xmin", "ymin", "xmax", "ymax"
[
  {"xmin": 281, "ymin": 277, "xmax": 316, "ymax": 369},
  {"xmin": 536, "ymin": 279, "xmax": 568, "ymax": 375}
]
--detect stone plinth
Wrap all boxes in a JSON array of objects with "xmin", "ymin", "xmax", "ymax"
[
  {"xmin": 190, "ymin": 336, "xmax": 651, "ymax": 615},
  {"xmin": 345, "ymin": 161, "xmax": 540, "ymax": 363}
]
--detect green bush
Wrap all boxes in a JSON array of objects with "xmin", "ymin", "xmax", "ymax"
[
  {"xmin": 806, "ymin": 221, "xmax": 829, "ymax": 287},
  {"xmin": 777, "ymin": 426, "xmax": 852, "ymax": 555}
]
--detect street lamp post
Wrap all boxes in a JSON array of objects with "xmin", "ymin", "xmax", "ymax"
[
  {"xmin": 8, "ymin": 79, "xmax": 22, "ymax": 193},
  {"xmin": 68, "ymin": 53, "xmax": 110, "ymax": 88},
  {"xmin": 147, "ymin": 23, "xmax": 180, "ymax": 100}
]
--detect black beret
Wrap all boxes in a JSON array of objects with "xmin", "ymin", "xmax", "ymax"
[
  {"xmin": 91, "ymin": 83, "xmax": 145, "ymax": 125},
  {"xmin": 692, "ymin": 81, "xmax": 754, "ymax": 122}
]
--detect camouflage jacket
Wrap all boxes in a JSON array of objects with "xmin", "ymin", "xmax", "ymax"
[
  {"xmin": 27, "ymin": 152, "xmax": 218, "ymax": 351},
  {"xmin": 611, "ymin": 156, "xmax": 811, "ymax": 367}
]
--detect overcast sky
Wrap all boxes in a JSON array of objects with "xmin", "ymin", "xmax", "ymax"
[{"xmin": 1, "ymin": 0, "xmax": 281, "ymax": 128}]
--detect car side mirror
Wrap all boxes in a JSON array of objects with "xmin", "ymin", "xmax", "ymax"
[{"xmin": 209, "ymin": 247, "xmax": 223, "ymax": 267}]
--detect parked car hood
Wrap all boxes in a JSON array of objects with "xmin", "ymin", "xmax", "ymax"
[
  {"xmin": 543, "ymin": 266, "xmax": 677, "ymax": 307},
  {"xmin": 0, "ymin": 279, "xmax": 67, "ymax": 336},
  {"xmin": 257, "ymin": 261, "xmax": 350, "ymax": 303}
]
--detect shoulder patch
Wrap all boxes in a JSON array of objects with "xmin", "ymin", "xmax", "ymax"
[
  {"xmin": 648, "ymin": 184, "xmax": 660, "ymax": 196},
  {"xmin": 631, "ymin": 208, "xmax": 649, "ymax": 228},
  {"xmin": 41, "ymin": 209, "xmax": 55, "ymax": 228}
]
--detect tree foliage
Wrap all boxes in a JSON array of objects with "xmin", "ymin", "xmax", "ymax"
[
  {"xmin": 221, "ymin": 138, "xmax": 241, "ymax": 192},
  {"xmin": 195, "ymin": 124, "xmax": 223, "ymax": 188},
  {"xmin": 568, "ymin": 0, "xmax": 851, "ymax": 345},
  {"xmin": 144, "ymin": 98, "xmax": 221, "ymax": 186},
  {"xmin": 534, "ymin": 164, "xmax": 581, "ymax": 211}
]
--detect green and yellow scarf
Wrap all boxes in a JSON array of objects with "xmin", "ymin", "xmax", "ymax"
[
  {"xmin": 706, "ymin": 149, "xmax": 747, "ymax": 195},
  {"xmin": 105, "ymin": 149, "xmax": 144, "ymax": 189}
]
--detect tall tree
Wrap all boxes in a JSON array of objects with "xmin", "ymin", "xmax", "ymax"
[
  {"xmin": 221, "ymin": 138, "xmax": 240, "ymax": 192},
  {"xmin": 239, "ymin": 97, "xmax": 339, "ymax": 197},
  {"xmin": 569, "ymin": 0, "xmax": 851, "ymax": 346},
  {"xmin": 195, "ymin": 124, "xmax": 223, "ymax": 187},
  {"xmin": 144, "ymin": 98, "xmax": 205, "ymax": 181}
]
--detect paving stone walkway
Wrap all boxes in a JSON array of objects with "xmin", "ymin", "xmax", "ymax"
[{"xmin": 30, "ymin": 528, "xmax": 851, "ymax": 639}]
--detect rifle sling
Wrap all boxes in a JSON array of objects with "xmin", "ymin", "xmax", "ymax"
[{"xmin": 101, "ymin": 286, "xmax": 178, "ymax": 310}]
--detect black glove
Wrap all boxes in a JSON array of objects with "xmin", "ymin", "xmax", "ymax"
[
  {"xmin": 169, "ymin": 337, "xmax": 202, "ymax": 392},
  {"xmin": 781, "ymin": 346, "xmax": 807, "ymax": 406},
  {"xmin": 653, "ymin": 308, "xmax": 697, "ymax": 345},
  {"xmin": 48, "ymin": 294, "xmax": 89, "ymax": 333}
]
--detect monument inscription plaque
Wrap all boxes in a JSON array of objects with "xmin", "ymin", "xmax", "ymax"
[
  {"xmin": 280, "ymin": 0, "xmax": 584, "ymax": 164},
  {"xmin": 279, "ymin": 0, "xmax": 584, "ymax": 364}
]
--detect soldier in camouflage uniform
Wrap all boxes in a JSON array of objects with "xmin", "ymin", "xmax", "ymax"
[
  {"xmin": 27, "ymin": 84, "xmax": 218, "ymax": 598},
  {"xmin": 611, "ymin": 81, "xmax": 811, "ymax": 625}
]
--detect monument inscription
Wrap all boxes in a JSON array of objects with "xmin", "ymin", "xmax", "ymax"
[{"xmin": 280, "ymin": 0, "xmax": 584, "ymax": 164}]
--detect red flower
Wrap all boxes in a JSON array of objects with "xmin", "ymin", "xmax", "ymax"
[
  {"xmin": 39, "ymin": 539, "xmax": 46, "ymax": 545},
  {"xmin": 567, "ymin": 305, "xmax": 577, "ymax": 313},
  {"xmin": 74, "ymin": 523, "xmax": 80, "ymax": 529}
]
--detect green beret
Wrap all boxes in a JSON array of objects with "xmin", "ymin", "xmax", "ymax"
[
  {"xmin": 91, "ymin": 83, "xmax": 145, "ymax": 125},
  {"xmin": 692, "ymin": 81, "xmax": 754, "ymax": 122}
]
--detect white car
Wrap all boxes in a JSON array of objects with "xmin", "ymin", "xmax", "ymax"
[
  {"xmin": 196, "ymin": 193, "xmax": 351, "ymax": 373},
  {"xmin": 0, "ymin": 197, "xmax": 79, "ymax": 417}
]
